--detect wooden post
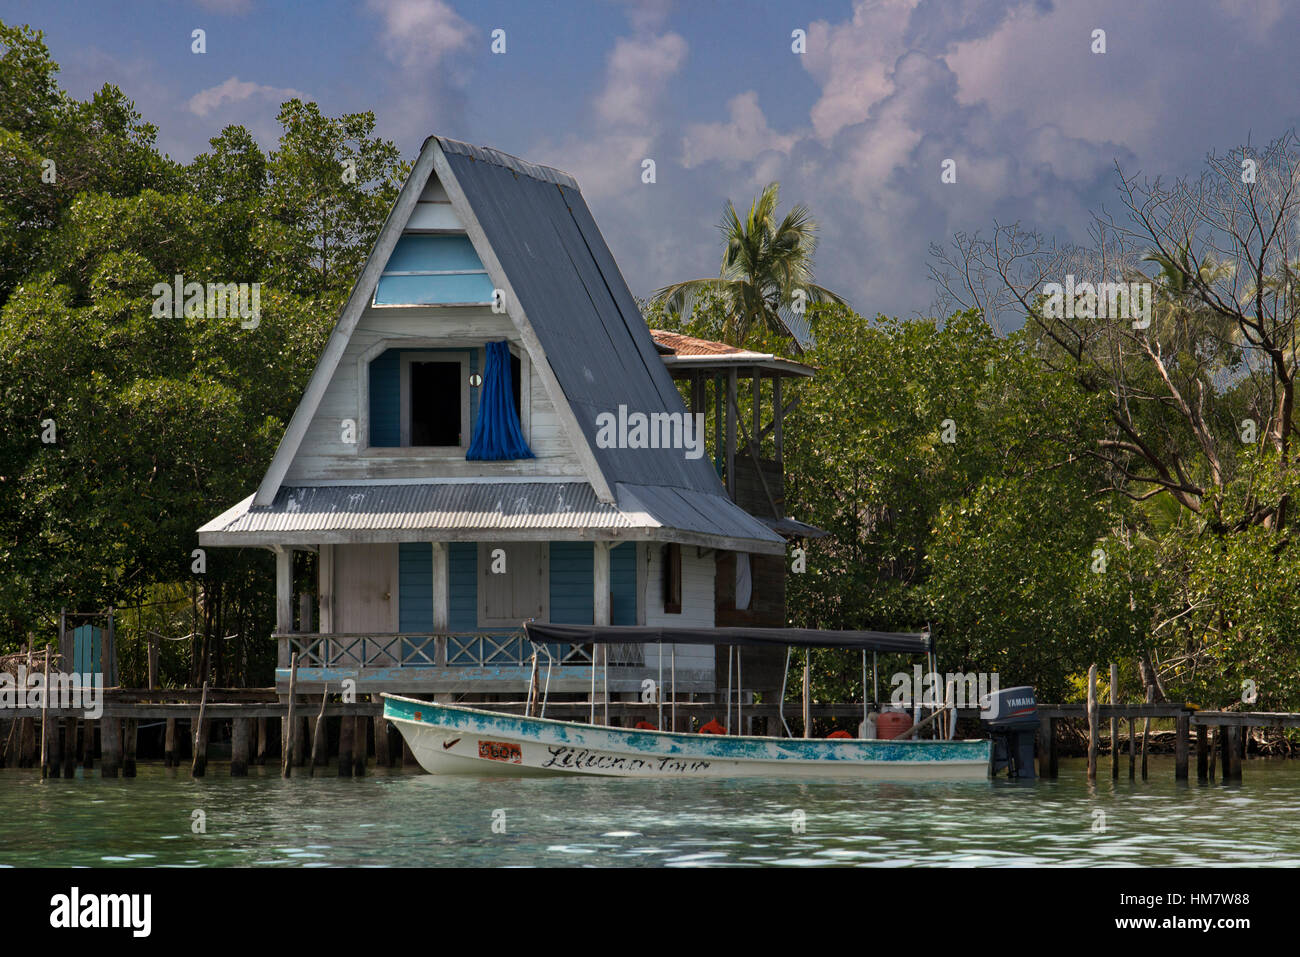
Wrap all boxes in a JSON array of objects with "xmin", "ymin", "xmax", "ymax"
[
  {"xmin": 47, "ymin": 709, "xmax": 62, "ymax": 778},
  {"xmin": 164, "ymin": 718, "xmax": 177, "ymax": 767},
  {"xmin": 592, "ymin": 541, "xmax": 610, "ymax": 724},
  {"xmin": 1225, "ymin": 726, "xmax": 1242, "ymax": 781},
  {"xmin": 1174, "ymin": 714, "xmax": 1189, "ymax": 781},
  {"xmin": 431, "ymin": 542, "xmax": 449, "ymax": 701},
  {"xmin": 401, "ymin": 736, "xmax": 415, "ymax": 769},
  {"xmin": 255, "ymin": 717, "xmax": 268, "ymax": 765},
  {"xmin": 1038, "ymin": 715, "xmax": 1053, "ymax": 778},
  {"xmin": 1208, "ymin": 725, "xmax": 1218, "ymax": 781},
  {"xmin": 81, "ymin": 716, "xmax": 95, "ymax": 769},
  {"xmin": 1141, "ymin": 686, "xmax": 1153, "ymax": 780},
  {"xmin": 353, "ymin": 714, "xmax": 367, "ymax": 777},
  {"xmin": 281, "ymin": 654, "xmax": 298, "ymax": 777},
  {"xmin": 298, "ymin": 592, "xmax": 314, "ymax": 633},
  {"xmin": 1128, "ymin": 717, "xmax": 1136, "ymax": 778},
  {"xmin": 310, "ymin": 687, "xmax": 329, "ymax": 773},
  {"xmin": 802, "ymin": 653, "xmax": 812, "ymax": 739},
  {"xmin": 191, "ymin": 681, "xmax": 209, "ymax": 777},
  {"xmin": 1086, "ymin": 663, "xmax": 1098, "ymax": 781},
  {"xmin": 61, "ymin": 717, "xmax": 77, "ymax": 778},
  {"xmin": 231, "ymin": 718, "xmax": 250, "ymax": 776},
  {"xmin": 122, "ymin": 718, "xmax": 137, "ymax": 777},
  {"xmin": 101, "ymin": 717, "xmax": 121, "ymax": 778},
  {"xmin": 337, "ymin": 709, "xmax": 354, "ymax": 778},
  {"xmin": 275, "ymin": 547, "xmax": 293, "ymax": 635},
  {"xmin": 1109, "ymin": 662, "xmax": 1119, "ymax": 779},
  {"xmin": 725, "ymin": 369, "xmax": 737, "ymax": 497},
  {"xmin": 294, "ymin": 716, "xmax": 308, "ymax": 767},
  {"xmin": 374, "ymin": 714, "xmax": 390, "ymax": 767},
  {"xmin": 39, "ymin": 647, "xmax": 50, "ymax": 778},
  {"xmin": 1196, "ymin": 723, "xmax": 1208, "ymax": 781}
]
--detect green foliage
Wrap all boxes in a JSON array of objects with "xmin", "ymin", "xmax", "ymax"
[{"xmin": 0, "ymin": 19, "xmax": 399, "ymax": 685}]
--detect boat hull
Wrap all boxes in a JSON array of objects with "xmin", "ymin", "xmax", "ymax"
[{"xmin": 382, "ymin": 695, "xmax": 991, "ymax": 781}]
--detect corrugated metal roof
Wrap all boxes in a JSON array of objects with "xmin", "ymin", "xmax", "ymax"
[
  {"xmin": 436, "ymin": 137, "xmax": 784, "ymax": 550},
  {"xmin": 200, "ymin": 483, "xmax": 632, "ymax": 536},
  {"xmin": 198, "ymin": 481, "xmax": 786, "ymax": 554}
]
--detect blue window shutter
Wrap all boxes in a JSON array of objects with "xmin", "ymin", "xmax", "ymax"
[{"xmin": 369, "ymin": 349, "xmax": 400, "ymax": 447}]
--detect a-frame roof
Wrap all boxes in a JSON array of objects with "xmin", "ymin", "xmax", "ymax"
[{"xmin": 217, "ymin": 135, "xmax": 783, "ymax": 554}]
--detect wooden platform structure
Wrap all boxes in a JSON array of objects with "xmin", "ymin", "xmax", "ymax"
[{"xmin": 5, "ymin": 683, "xmax": 1300, "ymax": 783}]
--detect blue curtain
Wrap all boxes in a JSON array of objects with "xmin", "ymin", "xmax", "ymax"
[{"xmin": 467, "ymin": 340, "xmax": 534, "ymax": 460}]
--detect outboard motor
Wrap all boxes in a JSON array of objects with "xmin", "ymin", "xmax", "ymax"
[{"xmin": 980, "ymin": 685, "xmax": 1037, "ymax": 778}]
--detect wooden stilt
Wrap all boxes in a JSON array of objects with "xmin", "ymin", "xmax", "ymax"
[
  {"xmin": 39, "ymin": 648, "xmax": 50, "ymax": 778},
  {"xmin": 281, "ymin": 653, "xmax": 298, "ymax": 778},
  {"xmin": 1086, "ymin": 664, "xmax": 1098, "ymax": 781},
  {"xmin": 1218, "ymin": 724, "xmax": 1232, "ymax": 781},
  {"xmin": 401, "ymin": 736, "xmax": 415, "ymax": 768},
  {"xmin": 310, "ymin": 688, "xmax": 328, "ymax": 773},
  {"xmin": 1226, "ymin": 726, "xmax": 1242, "ymax": 781},
  {"xmin": 101, "ymin": 717, "xmax": 121, "ymax": 778},
  {"xmin": 163, "ymin": 718, "xmax": 176, "ymax": 767},
  {"xmin": 1038, "ymin": 715, "xmax": 1053, "ymax": 778},
  {"xmin": 62, "ymin": 717, "xmax": 77, "ymax": 778},
  {"xmin": 1141, "ymin": 687, "xmax": 1153, "ymax": 780},
  {"xmin": 1109, "ymin": 663, "xmax": 1119, "ymax": 779},
  {"xmin": 337, "ymin": 711, "xmax": 354, "ymax": 778},
  {"xmin": 1196, "ymin": 723, "xmax": 1207, "ymax": 781},
  {"xmin": 1128, "ymin": 717, "xmax": 1136, "ymax": 778},
  {"xmin": 353, "ymin": 714, "xmax": 367, "ymax": 777},
  {"xmin": 81, "ymin": 717, "xmax": 95, "ymax": 769},
  {"xmin": 1208, "ymin": 725, "xmax": 1218, "ymax": 781},
  {"xmin": 47, "ymin": 712, "xmax": 62, "ymax": 778},
  {"xmin": 1174, "ymin": 714, "xmax": 1189, "ymax": 781},
  {"xmin": 231, "ymin": 718, "xmax": 250, "ymax": 776},
  {"xmin": 374, "ymin": 715, "xmax": 390, "ymax": 767},
  {"xmin": 191, "ymin": 681, "xmax": 209, "ymax": 778},
  {"xmin": 255, "ymin": 717, "xmax": 268, "ymax": 765},
  {"xmin": 123, "ymin": 719, "xmax": 137, "ymax": 777},
  {"xmin": 293, "ymin": 716, "xmax": 308, "ymax": 767}
]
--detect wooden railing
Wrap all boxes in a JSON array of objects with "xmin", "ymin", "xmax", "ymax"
[{"xmin": 275, "ymin": 633, "xmax": 645, "ymax": 669}]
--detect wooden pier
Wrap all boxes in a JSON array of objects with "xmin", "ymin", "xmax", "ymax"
[{"xmin": 3, "ymin": 683, "xmax": 1300, "ymax": 782}]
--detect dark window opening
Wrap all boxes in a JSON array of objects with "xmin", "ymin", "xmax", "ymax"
[
  {"xmin": 410, "ymin": 361, "xmax": 461, "ymax": 446},
  {"xmin": 663, "ymin": 543, "xmax": 682, "ymax": 614}
]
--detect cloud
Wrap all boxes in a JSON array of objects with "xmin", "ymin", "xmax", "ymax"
[
  {"xmin": 187, "ymin": 76, "xmax": 306, "ymax": 117},
  {"xmin": 365, "ymin": 0, "xmax": 476, "ymax": 71},
  {"xmin": 803, "ymin": 0, "xmax": 921, "ymax": 141},
  {"xmin": 682, "ymin": 91, "xmax": 798, "ymax": 170},
  {"xmin": 594, "ymin": 32, "xmax": 688, "ymax": 128}
]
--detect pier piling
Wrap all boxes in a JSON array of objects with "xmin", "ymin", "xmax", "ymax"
[
  {"xmin": 281, "ymin": 654, "xmax": 298, "ymax": 778},
  {"xmin": 81, "ymin": 718, "xmax": 94, "ymax": 770},
  {"xmin": 123, "ymin": 719, "xmax": 138, "ymax": 777},
  {"xmin": 1174, "ymin": 715, "xmax": 1189, "ymax": 781},
  {"xmin": 1196, "ymin": 724, "xmax": 1207, "ymax": 781},
  {"xmin": 191, "ymin": 681, "xmax": 210, "ymax": 777},
  {"xmin": 1086, "ymin": 664, "xmax": 1098, "ymax": 781},
  {"xmin": 62, "ymin": 717, "xmax": 77, "ymax": 778},
  {"xmin": 338, "ymin": 712, "xmax": 354, "ymax": 777},
  {"xmin": 46, "ymin": 715, "xmax": 61, "ymax": 778},
  {"xmin": 1128, "ymin": 717, "xmax": 1135, "ymax": 778},
  {"xmin": 374, "ymin": 715, "xmax": 390, "ymax": 767},
  {"xmin": 256, "ymin": 717, "xmax": 268, "ymax": 765},
  {"xmin": 164, "ymin": 718, "xmax": 176, "ymax": 767},
  {"xmin": 102, "ymin": 718, "xmax": 121, "ymax": 777},
  {"xmin": 231, "ymin": 718, "xmax": 250, "ymax": 776},
  {"xmin": 353, "ymin": 715, "xmax": 367, "ymax": 777},
  {"xmin": 1109, "ymin": 663, "xmax": 1119, "ymax": 779}
]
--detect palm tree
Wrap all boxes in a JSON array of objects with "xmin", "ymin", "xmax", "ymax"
[{"xmin": 650, "ymin": 182, "xmax": 846, "ymax": 348}]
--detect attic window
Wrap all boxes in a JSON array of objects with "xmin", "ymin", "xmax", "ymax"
[{"xmin": 410, "ymin": 361, "xmax": 461, "ymax": 446}]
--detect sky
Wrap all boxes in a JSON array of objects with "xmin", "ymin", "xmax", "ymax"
[{"xmin": 5, "ymin": 0, "xmax": 1300, "ymax": 322}]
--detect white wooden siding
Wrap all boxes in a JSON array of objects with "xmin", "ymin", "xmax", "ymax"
[
  {"xmin": 283, "ymin": 305, "xmax": 583, "ymax": 484},
  {"xmin": 643, "ymin": 542, "xmax": 715, "ymax": 678}
]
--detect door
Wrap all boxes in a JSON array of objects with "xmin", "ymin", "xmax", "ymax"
[{"xmin": 334, "ymin": 544, "xmax": 399, "ymax": 664}]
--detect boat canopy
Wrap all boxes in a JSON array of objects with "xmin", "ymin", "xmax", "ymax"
[{"xmin": 524, "ymin": 623, "xmax": 932, "ymax": 654}]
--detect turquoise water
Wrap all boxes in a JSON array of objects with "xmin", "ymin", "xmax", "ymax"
[{"xmin": 2, "ymin": 757, "xmax": 1299, "ymax": 867}]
